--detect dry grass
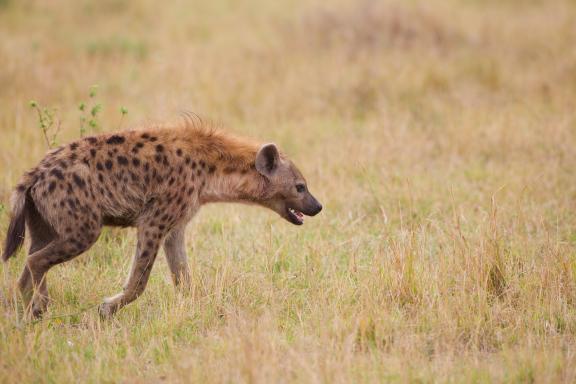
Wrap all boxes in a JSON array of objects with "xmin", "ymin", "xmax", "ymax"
[{"xmin": 1, "ymin": 0, "xmax": 576, "ymax": 382}]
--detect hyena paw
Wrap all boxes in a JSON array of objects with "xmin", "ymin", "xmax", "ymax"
[
  {"xmin": 30, "ymin": 296, "xmax": 48, "ymax": 319},
  {"xmin": 31, "ymin": 305, "xmax": 45, "ymax": 319},
  {"xmin": 98, "ymin": 297, "xmax": 121, "ymax": 319},
  {"xmin": 98, "ymin": 302, "xmax": 116, "ymax": 319}
]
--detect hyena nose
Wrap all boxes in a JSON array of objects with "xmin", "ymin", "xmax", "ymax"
[{"xmin": 312, "ymin": 202, "xmax": 322, "ymax": 215}]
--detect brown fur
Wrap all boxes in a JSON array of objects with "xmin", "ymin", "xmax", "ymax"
[{"xmin": 2, "ymin": 120, "xmax": 322, "ymax": 318}]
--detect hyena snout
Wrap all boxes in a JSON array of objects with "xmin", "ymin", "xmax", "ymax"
[
  {"xmin": 302, "ymin": 194, "xmax": 322, "ymax": 216},
  {"xmin": 283, "ymin": 193, "xmax": 322, "ymax": 226}
]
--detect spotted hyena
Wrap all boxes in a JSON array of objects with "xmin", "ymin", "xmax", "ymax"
[{"xmin": 2, "ymin": 120, "xmax": 322, "ymax": 318}]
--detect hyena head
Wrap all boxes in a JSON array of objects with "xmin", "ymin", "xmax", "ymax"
[{"xmin": 254, "ymin": 143, "xmax": 322, "ymax": 225}]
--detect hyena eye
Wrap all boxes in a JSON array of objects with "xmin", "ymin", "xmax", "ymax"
[{"xmin": 296, "ymin": 184, "xmax": 306, "ymax": 193}]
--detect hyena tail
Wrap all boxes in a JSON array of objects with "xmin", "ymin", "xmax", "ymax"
[{"xmin": 2, "ymin": 175, "xmax": 36, "ymax": 262}]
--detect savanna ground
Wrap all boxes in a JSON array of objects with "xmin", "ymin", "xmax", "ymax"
[{"xmin": 1, "ymin": 0, "xmax": 576, "ymax": 382}]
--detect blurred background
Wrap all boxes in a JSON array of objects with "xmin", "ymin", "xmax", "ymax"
[{"xmin": 1, "ymin": 0, "xmax": 576, "ymax": 382}]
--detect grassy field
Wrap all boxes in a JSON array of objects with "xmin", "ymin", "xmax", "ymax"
[{"xmin": 1, "ymin": 0, "xmax": 576, "ymax": 382}]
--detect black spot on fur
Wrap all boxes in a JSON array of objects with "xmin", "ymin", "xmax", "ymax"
[
  {"xmin": 70, "ymin": 153, "xmax": 77, "ymax": 161},
  {"xmin": 132, "ymin": 142, "xmax": 144, "ymax": 154},
  {"xmin": 105, "ymin": 160, "xmax": 113, "ymax": 170},
  {"xmin": 98, "ymin": 174, "xmax": 104, "ymax": 183},
  {"xmin": 191, "ymin": 161, "xmax": 197, "ymax": 169},
  {"xmin": 90, "ymin": 148, "xmax": 97, "ymax": 157},
  {"xmin": 86, "ymin": 137, "xmax": 98, "ymax": 145},
  {"xmin": 176, "ymin": 148, "xmax": 183, "ymax": 156},
  {"xmin": 48, "ymin": 182, "xmax": 56, "ymax": 193},
  {"xmin": 106, "ymin": 135, "xmax": 125, "ymax": 145},
  {"xmin": 132, "ymin": 158, "xmax": 140, "ymax": 167},
  {"xmin": 96, "ymin": 162, "xmax": 103, "ymax": 171},
  {"xmin": 155, "ymin": 144, "xmax": 164, "ymax": 152},
  {"xmin": 155, "ymin": 154, "xmax": 162, "ymax": 163},
  {"xmin": 117, "ymin": 156, "xmax": 128, "ymax": 166},
  {"xmin": 224, "ymin": 167, "xmax": 236, "ymax": 174},
  {"xmin": 199, "ymin": 160, "xmax": 206, "ymax": 168},
  {"xmin": 141, "ymin": 133, "xmax": 150, "ymax": 139},
  {"xmin": 208, "ymin": 165, "xmax": 216, "ymax": 174},
  {"xmin": 17, "ymin": 184, "xmax": 26, "ymax": 192},
  {"xmin": 59, "ymin": 160, "xmax": 68, "ymax": 169},
  {"xmin": 50, "ymin": 169, "xmax": 64, "ymax": 180},
  {"xmin": 150, "ymin": 136, "xmax": 158, "ymax": 142},
  {"xmin": 73, "ymin": 174, "xmax": 86, "ymax": 189},
  {"xmin": 70, "ymin": 142, "xmax": 79, "ymax": 150}
]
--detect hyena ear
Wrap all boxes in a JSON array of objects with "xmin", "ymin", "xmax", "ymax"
[{"xmin": 255, "ymin": 143, "xmax": 280, "ymax": 177}]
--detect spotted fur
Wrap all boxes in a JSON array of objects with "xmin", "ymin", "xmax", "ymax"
[{"xmin": 2, "ymin": 121, "xmax": 322, "ymax": 318}]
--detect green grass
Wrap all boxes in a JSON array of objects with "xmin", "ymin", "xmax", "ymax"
[{"xmin": 1, "ymin": 0, "xmax": 576, "ymax": 382}]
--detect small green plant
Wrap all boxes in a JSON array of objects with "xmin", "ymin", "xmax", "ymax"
[
  {"xmin": 118, "ymin": 106, "xmax": 128, "ymax": 129},
  {"xmin": 29, "ymin": 100, "xmax": 61, "ymax": 148},
  {"xmin": 30, "ymin": 86, "xmax": 128, "ymax": 147},
  {"xmin": 79, "ymin": 85, "xmax": 103, "ymax": 137}
]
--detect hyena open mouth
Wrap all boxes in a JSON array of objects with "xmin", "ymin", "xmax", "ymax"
[{"xmin": 286, "ymin": 206, "xmax": 305, "ymax": 225}]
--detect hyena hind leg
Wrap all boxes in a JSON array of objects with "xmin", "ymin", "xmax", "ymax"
[
  {"xmin": 17, "ymin": 204, "xmax": 57, "ymax": 304},
  {"xmin": 24, "ymin": 230, "xmax": 101, "ymax": 319},
  {"xmin": 163, "ymin": 225, "xmax": 191, "ymax": 289}
]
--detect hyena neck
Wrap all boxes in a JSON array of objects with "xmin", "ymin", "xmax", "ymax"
[
  {"xmin": 191, "ymin": 132, "xmax": 266, "ymax": 205},
  {"xmin": 200, "ymin": 169, "xmax": 266, "ymax": 205}
]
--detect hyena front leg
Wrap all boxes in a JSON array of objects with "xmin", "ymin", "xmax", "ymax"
[
  {"xmin": 98, "ymin": 224, "xmax": 165, "ymax": 318},
  {"xmin": 163, "ymin": 224, "xmax": 191, "ymax": 289}
]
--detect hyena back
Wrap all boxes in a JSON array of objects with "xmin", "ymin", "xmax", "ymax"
[{"xmin": 2, "ymin": 122, "xmax": 322, "ymax": 318}]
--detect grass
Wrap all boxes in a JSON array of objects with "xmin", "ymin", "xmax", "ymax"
[{"xmin": 1, "ymin": 0, "xmax": 576, "ymax": 382}]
